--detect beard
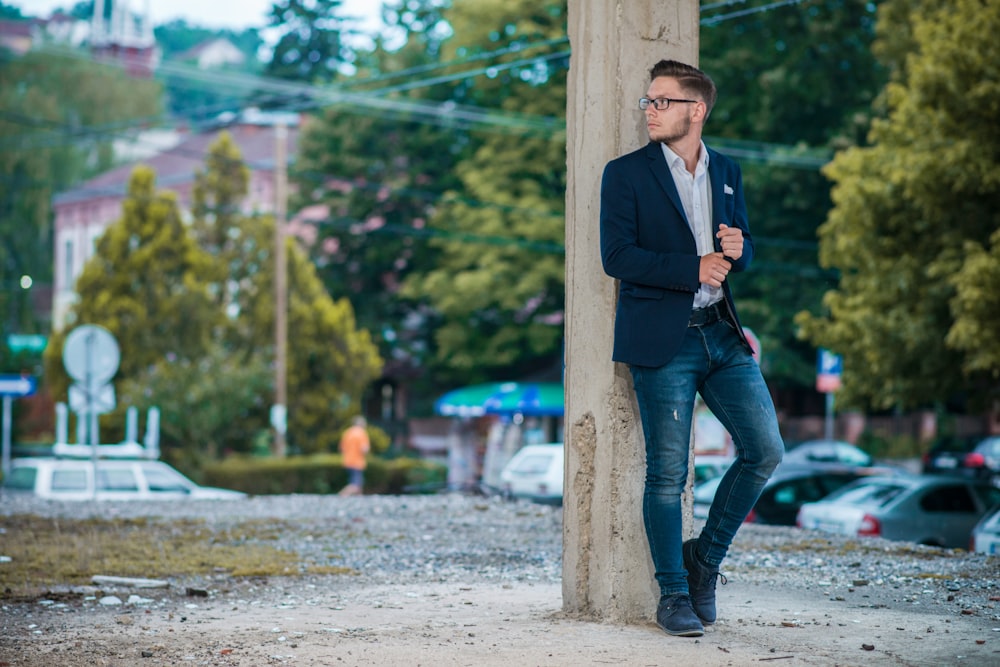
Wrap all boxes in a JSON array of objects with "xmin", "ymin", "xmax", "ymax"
[{"xmin": 649, "ymin": 115, "xmax": 692, "ymax": 145}]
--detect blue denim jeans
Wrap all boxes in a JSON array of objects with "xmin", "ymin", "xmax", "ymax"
[{"xmin": 630, "ymin": 318, "xmax": 783, "ymax": 596}]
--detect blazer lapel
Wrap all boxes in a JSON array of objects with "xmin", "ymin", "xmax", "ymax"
[
  {"xmin": 707, "ymin": 148, "xmax": 726, "ymax": 253},
  {"xmin": 644, "ymin": 142, "xmax": 687, "ymax": 223}
]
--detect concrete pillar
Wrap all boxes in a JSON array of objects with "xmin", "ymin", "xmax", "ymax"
[{"xmin": 563, "ymin": 0, "xmax": 699, "ymax": 622}]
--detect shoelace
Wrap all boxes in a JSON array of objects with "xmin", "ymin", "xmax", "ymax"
[{"xmin": 697, "ymin": 569, "xmax": 727, "ymax": 591}]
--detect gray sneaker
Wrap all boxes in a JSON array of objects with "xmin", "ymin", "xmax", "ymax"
[
  {"xmin": 683, "ymin": 538, "xmax": 727, "ymax": 624},
  {"xmin": 655, "ymin": 593, "xmax": 704, "ymax": 637}
]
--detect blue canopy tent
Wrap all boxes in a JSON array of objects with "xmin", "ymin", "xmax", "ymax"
[
  {"xmin": 434, "ymin": 382, "xmax": 564, "ymax": 418},
  {"xmin": 434, "ymin": 382, "xmax": 564, "ymax": 492}
]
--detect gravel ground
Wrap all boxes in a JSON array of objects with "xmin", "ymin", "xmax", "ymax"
[{"xmin": 3, "ymin": 493, "xmax": 1000, "ymax": 666}]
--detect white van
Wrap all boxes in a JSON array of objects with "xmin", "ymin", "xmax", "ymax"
[
  {"xmin": 2, "ymin": 457, "xmax": 246, "ymax": 501},
  {"xmin": 499, "ymin": 443, "xmax": 564, "ymax": 505}
]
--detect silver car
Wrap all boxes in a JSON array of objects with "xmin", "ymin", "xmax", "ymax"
[
  {"xmin": 796, "ymin": 474, "xmax": 1000, "ymax": 549},
  {"xmin": 971, "ymin": 504, "xmax": 1000, "ymax": 554}
]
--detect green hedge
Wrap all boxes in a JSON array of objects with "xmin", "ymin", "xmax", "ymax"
[{"xmin": 202, "ymin": 454, "xmax": 447, "ymax": 495}]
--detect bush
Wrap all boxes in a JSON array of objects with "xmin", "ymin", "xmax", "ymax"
[
  {"xmin": 857, "ymin": 431, "xmax": 923, "ymax": 461},
  {"xmin": 202, "ymin": 454, "xmax": 447, "ymax": 495}
]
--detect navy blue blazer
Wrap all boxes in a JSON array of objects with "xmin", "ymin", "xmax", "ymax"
[{"xmin": 600, "ymin": 141, "xmax": 754, "ymax": 368}]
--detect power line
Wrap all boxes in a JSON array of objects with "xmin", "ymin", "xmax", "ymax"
[
  {"xmin": 701, "ymin": 0, "xmax": 812, "ymax": 26},
  {"xmin": 347, "ymin": 37, "xmax": 570, "ymax": 89},
  {"xmin": 12, "ymin": 0, "xmax": 830, "ymax": 163},
  {"xmin": 2, "ymin": 0, "xmax": 835, "ymax": 209},
  {"xmin": 313, "ymin": 215, "xmax": 565, "ymax": 254}
]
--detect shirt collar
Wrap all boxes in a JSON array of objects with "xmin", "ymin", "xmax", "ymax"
[{"xmin": 661, "ymin": 141, "xmax": 709, "ymax": 172}]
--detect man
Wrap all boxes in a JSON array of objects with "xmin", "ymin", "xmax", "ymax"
[
  {"xmin": 339, "ymin": 416, "xmax": 370, "ymax": 496},
  {"xmin": 599, "ymin": 59, "xmax": 783, "ymax": 638}
]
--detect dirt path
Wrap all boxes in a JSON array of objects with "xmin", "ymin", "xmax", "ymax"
[{"xmin": 4, "ymin": 577, "xmax": 999, "ymax": 666}]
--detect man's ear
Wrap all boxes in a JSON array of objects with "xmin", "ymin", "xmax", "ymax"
[{"xmin": 692, "ymin": 100, "xmax": 709, "ymax": 123}]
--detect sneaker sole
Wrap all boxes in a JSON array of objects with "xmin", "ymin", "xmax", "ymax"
[{"xmin": 658, "ymin": 624, "xmax": 705, "ymax": 637}]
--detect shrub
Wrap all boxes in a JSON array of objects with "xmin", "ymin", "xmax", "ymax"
[{"xmin": 203, "ymin": 454, "xmax": 447, "ymax": 495}]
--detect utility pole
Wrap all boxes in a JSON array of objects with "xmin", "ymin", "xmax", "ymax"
[{"xmin": 273, "ymin": 122, "xmax": 288, "ymax": 457}]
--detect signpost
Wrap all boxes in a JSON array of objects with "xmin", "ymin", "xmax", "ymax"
[
  {"xmin": 62, "ymin": 325, "xmax": 121, "ymax": 498},
  {"xmin": 62, "ymin": 324, "xmax": 120, "ymax": 448},
  {"xmin": 1, "ymin": 374, "xmax": 37, "ymax": 477},
  {"xmin": 816, "ymin": 349, "xmax": 843, "ymax": 441}
]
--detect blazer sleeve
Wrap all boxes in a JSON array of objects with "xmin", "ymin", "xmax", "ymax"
[{"xmin": 599, "ymin": 157, "xmax": 701, "ymax": 293}]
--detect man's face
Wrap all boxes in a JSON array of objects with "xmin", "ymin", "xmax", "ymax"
[{"xmin": 644, "ymin": 76, "xmax": 695, "ymax": 145}]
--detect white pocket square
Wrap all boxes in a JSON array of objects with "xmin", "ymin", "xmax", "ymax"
[{"xmin": 724, "ymin": 184, "xmax": 734, "ymax": 195}]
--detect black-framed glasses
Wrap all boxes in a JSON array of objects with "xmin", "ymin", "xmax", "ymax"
[{"xmin": 639, "ymin": 97, "xmax": 698, "ymax": 111}]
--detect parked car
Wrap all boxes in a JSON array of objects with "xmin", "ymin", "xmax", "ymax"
[
  {"xmin": 499, "ymin": 443, "xmax": 563, "ymax": 505},
  {"xmin": 783, "ymin": 439, "xmax": 873, "ymax": 467},
  {"xmin": 796, "ymin": 474, "xmax": 1000, "ymax": 549},
  {"xmin": 971, "ymin": 504, "xmax": 1000, "ymax": 554},
  {"xmin": 922, "ymin": 435, "xmax": 1000, "ymax": 482},
  {"xmin": 693, "ymin": 464, "xmax": 874, "ymax": 525},
  {"xmin": 1, "ymin": 457, "xmax": 247, "ymax": 501}
]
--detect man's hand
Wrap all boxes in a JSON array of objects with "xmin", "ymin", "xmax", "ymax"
[
  {"xmin": 717, "ymin": 224, "xmax": 743, "ymax": 261},
  {"xmin": 699, "ymin": 252, "xmax": 732, "ymax": 288}
]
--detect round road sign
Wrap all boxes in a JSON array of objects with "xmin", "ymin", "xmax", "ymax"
[{"xmin": 63, "ymin": 325, "xmax": 120, "ymax": 384}]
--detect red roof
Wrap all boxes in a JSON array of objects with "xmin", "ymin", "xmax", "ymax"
[{"xmin": 54, "ymin": 119, "xmax": 300, "ymax": 206}]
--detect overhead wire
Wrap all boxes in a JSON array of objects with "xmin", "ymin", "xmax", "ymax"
[
  {"xmin": 9, "ymin": 0, "xmax": 830, "ymax": 162},
  {"xmin": 7, "ymin": 0, "xmax": 833, "ymax": 257}
]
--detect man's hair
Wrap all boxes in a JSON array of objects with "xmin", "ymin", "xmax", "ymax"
[{"xmin": 648, "ymin": 59, "xmax": 717, "ymax": 117}]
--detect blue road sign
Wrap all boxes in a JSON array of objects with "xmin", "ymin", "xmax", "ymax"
[
  {"xmin": 816, "ymin": 349, "xmax": 843, "ymax": 393},
  {"xmin": 0, "ymin": 374, "xmax": 37, "ymax": 397}
]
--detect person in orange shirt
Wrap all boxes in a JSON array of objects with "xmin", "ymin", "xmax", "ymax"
[{"xmin": 339, "ymin": 416, "xmax": 370, "ymax": 496}]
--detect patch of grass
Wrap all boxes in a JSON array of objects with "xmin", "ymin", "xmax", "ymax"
[
  {"xmin": 307, "ymin": 564, "xmax": 358, "ymax": 576},
  {"xmin": 0, "ymin": 514, "xmax": 348, "ymax": 597}
]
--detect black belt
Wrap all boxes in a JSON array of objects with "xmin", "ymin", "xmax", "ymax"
[{"xmin": 688, "ymin": 300, "xmax": 728, "ymax": 327}]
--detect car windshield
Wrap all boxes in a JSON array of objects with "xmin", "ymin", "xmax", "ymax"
[
  {"xmin": 834, "ymin": 446, "xmax": 871, "ymax": 466},
  {"xmin": 509, "ymin": 453, "xmax": 556, "ymax": 476},
  {"xmin": 824, "ymin": 481, "xmax": 906, "ymax": 508},
  {"xmin": 142, "ymin": 464, "xmax": 195, "ymax": 493}
]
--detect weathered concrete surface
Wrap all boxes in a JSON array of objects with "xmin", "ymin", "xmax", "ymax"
[{"xmin": 564, "ymin": 0, "xmax": 700, "ymax": 623}]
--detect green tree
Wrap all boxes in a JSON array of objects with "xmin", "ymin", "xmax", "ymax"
[
  {"xmin": 46, "ymin": 136, "xmax": 383, "ymax": 458},
  {"xmin": 43, "ymin": 167, "xmax": 221, "ymax": 403},
  {"xmin": 0, "ymin": 2, "xmax": 22, "ymax": 19},
  {"xmin": 211, "ymin": 211, "xmax": 384, "ymax": 454},
  {"xmin": 116, "ymin": 341, "xmax": 272, "ymax": 464},
  {"xmin": 191, "ymin": 131, "xmax": 250, "ymax": 258},
  {"xmin": 154, "ymin": 21, "xmax": 264, "ymax": 120},
  {"xmin": 698, "ymin": 0, "xmax": 886, "ymax": 391},
  {"xmin": 264, "ymin": 0, "xmax": 357, "ymax": 84},
  {"xmin": 0, "ymin": 51, "xmax": 161, "ymax": 333},
  {"xmin": 188, "ymin": 133, "xmax": 384, "ymax": 454},
  {"xmin": 948, "ymin": 226, "xmax": 1000, "ymax": 379},
  {"xmin": 796, "ymin": 0, "xmax": 1000, "ymax": 411},
  {"xmin": 399, "ymin": 0, "xmax": 567, "ymax": 382},
  {"xmin": 293, "ymin": 0, "xmax": 473, "ymax": 398}
]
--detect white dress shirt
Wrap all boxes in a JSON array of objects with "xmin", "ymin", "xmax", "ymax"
[{"xmin": 662, "ymin": 141, "xmax": 721, "ymax": 309}]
